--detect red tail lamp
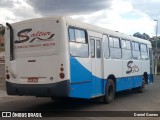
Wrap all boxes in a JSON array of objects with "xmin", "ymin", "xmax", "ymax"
[
  {"xmin": 59, "ymin": 73, "xmax": 65, "ymax": 79},
  {"xmin": 59, "ymin": 64, "xmax": 65, "ymax": 79},
  {"xmin": 60, "ymin": 67, "xmax": 64, "ymax": 71},
  {"xmin": 6, "ymin": 67, "xmax": 10, "ymax": 79},
  {"xmin": 6, "ymin": 74, "xmax": 10, "ymax": 80}
]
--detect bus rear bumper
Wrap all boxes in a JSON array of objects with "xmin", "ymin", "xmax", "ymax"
[{"xmin": 6, "ymin": 80, "xmax": 70, "ymax": 97}]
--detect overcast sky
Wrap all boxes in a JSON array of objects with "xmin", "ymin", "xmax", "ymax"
[{"xmin": 1, "ymin": 0, "xmax": 160, "ymax": 36}]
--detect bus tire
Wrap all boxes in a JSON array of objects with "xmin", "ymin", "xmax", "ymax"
[{"xmin": 102, "ymin": 79, "xmax": 115, "ymax": 104}]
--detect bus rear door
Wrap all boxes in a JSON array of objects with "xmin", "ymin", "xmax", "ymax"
[{"xmin": 90, "ymin": 37, "xmax": 103, "ymax": 96}]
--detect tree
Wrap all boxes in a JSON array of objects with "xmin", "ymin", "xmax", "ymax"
[
  {"xmin": 133, "ymin": 32, "xmax": 142, "ymax": 38},
  {"xmin": 142, "ymin": 33, "xmax": 150, "ymax": 40},
  {"xmin": 133, "ymin": 32, "xmax": 150, "ymax": 40},
  {"xmin": 150, "ymin": 37, "xmax": 160, "ymax": 49},
  {"xmin": 0, "ymin": 24, "xmax": 5, "ymax": 35}
]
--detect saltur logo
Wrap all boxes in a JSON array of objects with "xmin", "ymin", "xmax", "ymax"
[
  {"xmin": 15, "ymin": 28, "xmax": 55, "ymax": 43},
  {"xmin": 126, "ymin": 61, "xmax": 139, "ymax": 74}
]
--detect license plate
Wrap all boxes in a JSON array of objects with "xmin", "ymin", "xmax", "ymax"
[{"xmin": 28, "ymin": 77, "xmax": 38, "ymax": 82}]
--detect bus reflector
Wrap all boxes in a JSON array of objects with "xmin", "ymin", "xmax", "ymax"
[
  {"xmin": 60, "ymin": 67, "xmax": 64, "ymax": 71},
  {"xmin": 6, "ymin": 70, "xmax": 9, "ymax": 73},
  {"xmin": 59, "ymin": 73, "xmax": 65, "ymax": 79},
  {"xmin": 6, "ymin": 74, "xmax": 10, "ymax": 80}
]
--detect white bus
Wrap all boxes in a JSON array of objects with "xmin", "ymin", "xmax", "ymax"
[{"xmin": 5, "ymin": 16, "xmax": 154, "ymax": 103}]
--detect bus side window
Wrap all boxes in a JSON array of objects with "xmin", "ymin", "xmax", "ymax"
[
  {"xmin": 90, "ymin": 39, "xmax": 95, "ymax": 58},
  {"xmin": 140, "ymin": 44, "xmax": 148, "ymax": 60},
  {"xmin": 75, "ymin": 29, "xmax": 86, "ymax": 43},
  {"xmin": 121, "ymin": 39, "xmax": 132, "ymax": 60},
  {"xmin": 103, "ymin": 35, "xmax": 109, "ymax": 59},
  {"xmin": 109, "ymin": 36, "xmax": 121, "ymax": 59},
  {"xmin": 132, "ymin": 42, "xmax": 140, "ymax": 59},
  {"xmin": 96, "ymin": 40, "xmax": 101, "ymax": 58},
  {"xmin": 69, "ymin": 28, "xmax": 75, "ymax": 42}
]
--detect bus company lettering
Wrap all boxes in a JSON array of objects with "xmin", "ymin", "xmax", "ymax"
[
  {"xmin": 126, "ymin": 61, "xmax": 139, "ymax": 74},
  {"xmin": 15, "ymin": 28, "xmax": 55, "ymax": 44},
  {"xmin": 15, "ymin": 43, "xmax": 55, "ymax": 49}
]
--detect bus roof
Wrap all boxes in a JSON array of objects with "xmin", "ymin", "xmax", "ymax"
[
  {"xmin": 65, "ymin": 17, "xmax": 151, "ymax": 46},
  {"xmin": 11, "ymin": 16, "xmax": 152, "ymax": 46}
]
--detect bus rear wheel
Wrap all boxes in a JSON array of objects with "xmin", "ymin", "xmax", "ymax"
[{"xmin": 102, "ymin": 79, "xmax": 115, "ymax": 104}]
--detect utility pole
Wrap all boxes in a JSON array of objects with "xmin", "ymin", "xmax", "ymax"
[
  {"xmin": 154, "ymin": 20, "xmax": 158, "ymax": 74},
  {"xmin": 0, "ymin": 24, "xmax": 3, "ymax": 50}
]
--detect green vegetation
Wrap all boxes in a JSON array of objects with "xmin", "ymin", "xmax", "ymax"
[{"xmin": 151, "ymin": 39, "xmax": 160, "ymax": 49}]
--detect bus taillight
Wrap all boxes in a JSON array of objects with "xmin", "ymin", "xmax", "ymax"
[
  {"xmin": 6, "ymin": 74, "xmax": 10, "ymax": 80},
  {"xmin": 59, "ymin": 73, "xmax": 65, "ymax": 79},
  {"xmin": 59, "ymin": 64, "xmax": 65, "ymax": 79},
  {"xmin": 60, "ymin": 67, "xmax": 64, "ymax": 71},
  {"xmin": 6, "ymin": 66, "xmax": 10, "ymax": 79}
]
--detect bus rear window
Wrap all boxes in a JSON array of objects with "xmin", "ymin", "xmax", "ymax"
[{"xmin": 14, "ymin": 20, "xmax": 59, "ymax": 57}]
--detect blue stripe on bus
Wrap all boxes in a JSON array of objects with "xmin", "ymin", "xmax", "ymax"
[
  {"xmin": 69, "ymin": 57, "xmax": 153, "ymax": 99},
  {"xmin": 69, "ymin": 57, "xmax": 105, "ymax": 98},
  {"xmin": 116, "ymin": 76, "xmax": 142, "ymax": 91}
]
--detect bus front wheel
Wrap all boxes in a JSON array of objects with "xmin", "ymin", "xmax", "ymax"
[{"xmin": 102, "ymin": 79, "xmax": 115, "ymax": 104}]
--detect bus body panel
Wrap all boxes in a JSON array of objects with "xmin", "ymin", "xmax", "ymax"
[
  {"xmin": 104, "ymin": 59, "xmax": 123, "ymax": 78},
  {"xmin": 69, "ymin": 57, "xmax": 105, "ymax": 98},
  {"xmin": 5, "ymin": 17, "xmax": 70, "ymax": 97},
  {"xmin": 5, "ymin": 16, "xmax": 154, "ymax": 99},
  {"xmin": 69, "ymin": 57, "xmax": 92, "ymax": 98},
  {"xmin": 69, "ymin": 30, "xmax": 105, "ymax": 99},
  {"xmin": 6, "ymin": 80, "xmax": 70, "ymax": 97}
]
